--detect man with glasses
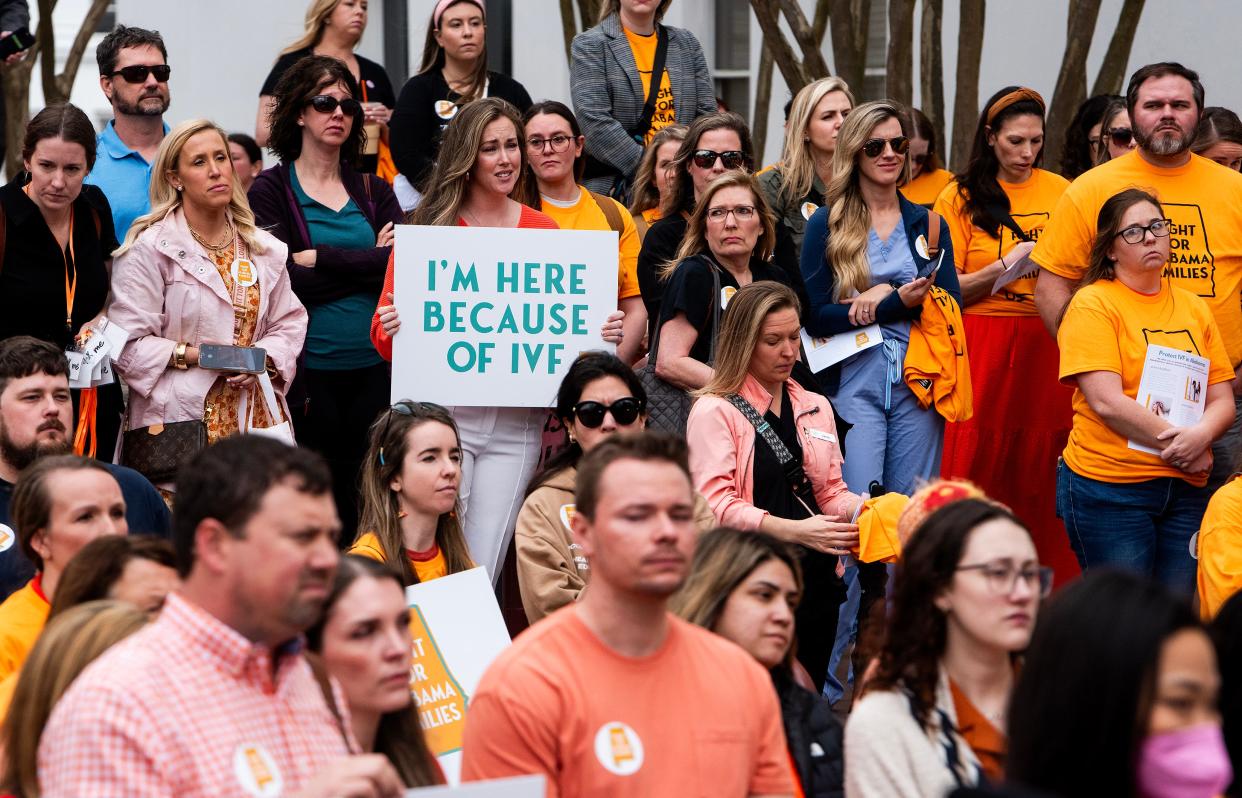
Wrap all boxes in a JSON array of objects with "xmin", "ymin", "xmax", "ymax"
[
  {"xmin": 88, "ymin": 25, "xmax": 171, "ymax": 237},
  {"xmin": 1034, "ymin": 62, "xmax": 1242, "ymax": 489}
]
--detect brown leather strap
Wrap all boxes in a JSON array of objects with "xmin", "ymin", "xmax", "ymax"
[
  {"xmin": 589, "ymin": 191, "xmax": 625, "ymax": 235},
  {"xmin": 926, "ymin": 209, "xmax": 941, "ymax": 258}
]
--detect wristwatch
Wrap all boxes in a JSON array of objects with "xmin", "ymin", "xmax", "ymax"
[{"xmin": 173, "ymin": 342, "xmax": 189, "ymax": 370}]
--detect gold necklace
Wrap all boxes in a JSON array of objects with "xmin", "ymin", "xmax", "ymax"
[{"xmin": 188, "ymin": 220, "xmax": 234, "ymax": 264}]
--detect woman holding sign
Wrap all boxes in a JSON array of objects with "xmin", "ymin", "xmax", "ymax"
[
  {"xmin": 306, "ymin": 555, "xmax": 445, "ymax": 788},
  {"xmin": 932, "ymin": 86, "xmax": 1075, "ymax": 582},
  {"xmin": 370, "ymin": 97, "xmax": 623, "ymax": 585},
  {"xmin": 1057, "ymin": 188, "xmax": 1235, "ymax": 596}
]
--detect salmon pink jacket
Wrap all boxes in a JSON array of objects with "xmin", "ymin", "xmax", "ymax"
[{"xmin": 687, "ymin": 374, "xmax": 860, "ymax": 530}]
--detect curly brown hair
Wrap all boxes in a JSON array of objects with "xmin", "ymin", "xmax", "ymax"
[{"xmin": 267, "ymin": 55, "xmax": 364, "ymax": 166}]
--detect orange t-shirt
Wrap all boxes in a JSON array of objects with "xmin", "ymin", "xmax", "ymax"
[
  {"xmin": 349, "ymin": 532, "xmax": 451, "ymax": 583},
  {"xmin": 461, "ymin": 607, "xmax": 793, "ymax": 798},
  {"xmin": 1058, "ymin": 278, "xmax": 1234, "ymax": 485},
  {"xmin": 0, "ymin": 574, "xmax": 49, "ymax": 683},
  {"xmin": 934, "ymin": 169, "xmax": 1070, "ymax": 316},
  {"xmin": 623, "ymin": 27, "xmax": 675, "ymax": 143},
  {"xmin": 1198, "ymin": 473, "xmax": 1242, "ymax": 619},
  {"xmin": 539, "ymin": 187, "xmax": 641, "ymax": 301},
  {"xmin": 902, "ymin": 167, "xmax": 954, "ymax": 207}
]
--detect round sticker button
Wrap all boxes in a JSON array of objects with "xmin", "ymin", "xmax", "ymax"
[
  {"xmin": 233, "ymin": 744, "xmax": 282, "ymax": 797},
  {"xmin": 0, "ymin": 524, "xmax": 14, "ymax": 553},
  {"xmin": 231, "ymin": 259, "xmax": 258, "ymax": 288},
  {"xmin": 801, "ymin": 201, "xmax": 819, "ymax": 220},
  {"xmin": 594, "ymin": 722, "xmax": 644, "ymax": 776}
]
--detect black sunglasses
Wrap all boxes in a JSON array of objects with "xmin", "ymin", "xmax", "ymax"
[
  {"xmin": 109, "ymin": 64, "xmax": 171, "ymax": 84},
  {"xmin": 377, "ymin": 401, "xmax": 442, "ymax": 465},
  {"xmin": 691, "ymin": 149, "xmax": 747, "ymax": 170},
  {"xmin": 306, "ymin": 95, "xmax": 362, "ymax": 117},
  {"xmin": 862, "ymin": 136, "xmax": 910, "ymax": 158},
  {"xmin": 1107, "ymin": 127, "xmax": 1133, "ymax": 147},
  {"xmin": 572, "ymin": 398, "xmax": 644, "ymax": 428}
]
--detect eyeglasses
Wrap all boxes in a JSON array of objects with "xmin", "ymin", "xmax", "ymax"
[
  {"xmin": 377, "ymin": 401, "xmax": 442, "ymax": 465},
  {"xmin": 957, "ymin": 561, "xmax": 1054, "ymax": 598},
  {"xmin": 526, "ymin": 134, "xmax": 574, "ymax": 153},
  {"xmin": 691, "ymin": 149, "xmax": 747, "ymax": 170},
  {"xmin": 306, "ymin": 95, "xmax": 362, "ymax": 117},
  {"xmin": 705, "ymin": 204, "xmax": 757, "ymax": 223},
  {"xmin": 861, "ymin": 136, "xmax": 910, "ymax": 158},
  {"xmin": 1107, "ymin": 127, "xmax": 1134, "ymax": 147},
  {"xmin": 572, "ymin": 397, "xmax": 644, "ymax": 428},
  {"xmin": 109, "ymin": 64, "xmax": 171, "ymax": 83},
  {"xmin": 1116, "ymin": 218, "xmax": 1172, "ymax": 244}
]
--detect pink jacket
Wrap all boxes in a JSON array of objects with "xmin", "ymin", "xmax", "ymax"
[
  {"xmin": 687, "ymin": 374, "xmax": 860, "ymax": 530},
  {"xmin": 108, "ymin": 209, "xmax": 307, "ymax": 431}
]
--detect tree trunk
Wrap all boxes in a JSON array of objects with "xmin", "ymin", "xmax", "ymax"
[
  {"xmin": 885, "ymin": 0, "xmax": 915, "ymax": 105},
  {"xmin": 949, "ymin": 0, "xmax": 985, "ymax": 171},
  {"xmin": 750, "ymin": 0, "xmax": 810, "ymax": 94},
  {"xmin": 53, "ymin": 0, "xmax": 108, "ymax": 100},
  {"xmin": 753, "ymin": 40, "xmax": 775, "ymax": 162},
  {"xmin": 3, "ymin": 45, "xmax": 37, "ymax": 178},
  {"xmin": 812, "ymin": 0, "xmax": 831, "ymax": 42},
  {"xmin": 36, "ymin": 0, "xmax": 56, "ymax": 103},
  {"xmin": 828, "ymin": 0, "xmax": 871, "ymax": 94},
  {"xmin": 919, "ymin": 0, "xmax": 946, "ymax": 155},
  {"xmin": 1044, "ymin": 0, "xmax": 1103, "ymax": 170},
  {"xmin": 559, "ymin": 0, "xmax": 578, "ymax": 66},
  {"xmin": 1091, "ymin": 0, "xmax": 1145, "ymax": 97},
  {"xmin": 575, "ymin": 0, "xmax": 598, "ymax": 29},
  {"xmin": 777, "ymin": 0, "xmax": 831, "ymax": 79}
]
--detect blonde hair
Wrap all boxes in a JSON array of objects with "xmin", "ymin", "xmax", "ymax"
[
  {"xmin": 779, "ymin": 77, "xmax": 855, "ymax": 208},
  {"xmin": 629, "ymin": 124, "xmax": 688, "ymax": 217},
  {"xmin": 697, "ymin": 281, "xmax": 801, "ymax": 398},
  {"xmin": 115, "ymin": 119, "xmax": 265, "ymax": 257},
  {"xmin": 409, "ymin": 98, "xmax": 533, "ymax": 227},
  {"xmin": 597, "ymin": 0, "xmax": 672, "ymax": 24},
  {"xmin": 1, "ymin": 601, "xmax": 147, "ymax": 797},
  {"xmin": 659, "ymin": 171, "xmax": 776, "ymax": 282},
  {"xmin": 282, "ymin": 0, "xmax": 349, "ymax": 54},
  {"xmin": 825, "ymin": 101, "xmax": 911, "ymax": 301}
]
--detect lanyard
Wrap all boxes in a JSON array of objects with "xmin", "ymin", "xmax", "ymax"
[{"xmin": 62, "ymin": 207, "xmax": 77, "ymax": 333}]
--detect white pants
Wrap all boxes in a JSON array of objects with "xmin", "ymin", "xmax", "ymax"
[{"xmin": 452, "ymin": 405, "xmax": 545, "ymax": 584}]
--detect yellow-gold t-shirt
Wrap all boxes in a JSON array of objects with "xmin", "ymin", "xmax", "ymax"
[
  {"xmin": 902, "ymin": 167, "xmax": 954, "ymax": 207},
  {"xmin": 349, "ymin": 531, "xmax": 449, "ymax": 583},
  {"xmin": 1058, "ymin": 278, "xmax": 1234, "ymax": 485},
  {"xmin": 1198, "ymin": 473, "xmax": 1242, "ymax": 619},
  {"xmin": 539, "ymin": 186, "xmax": 642, "ymax": 300},
  {"xmin": 1033, "ymin": 150, "xmax": 1242, "ymax": 365},
  {"xmin": 0, "ymin": 575, "xmax": 49, "ymax": 683},
  {"xmin": 934, "ymin": 169, "xmax": 1070, "ymax": 316},
  {"xmin": 623, "ymin": 26, "xmax": 675, "ymax": 143}
]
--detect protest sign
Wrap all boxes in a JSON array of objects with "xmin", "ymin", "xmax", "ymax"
[
  {"xmin": 392, "ymin": 225, "xmax": 618, "ymax": 407},
  {"xmin": 407, "ymin": 567, "xmax": 512, "ymax": 783},
  {"xmin": 405, "ymin": 775, "xmax": 544, "ymax": 797}
]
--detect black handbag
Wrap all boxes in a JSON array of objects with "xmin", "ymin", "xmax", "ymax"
[
  {"xmin": 120, "ymin": 419, "xmax": 207, "ymax": 484},
  {"xmin": 638, "ymin": 261, "xmax": 721, "ymax": 435}
]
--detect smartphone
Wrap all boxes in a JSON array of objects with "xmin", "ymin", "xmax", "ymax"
[
  {"xmin": 198, "ymin": 344, "xmax": 266, "ymax": 374},
  {"xmin": 924, "ymin": 249, "xmax": 946, "ymax": 281},
  {"xmin": 0, "ymin": 28, "xmax": 34, "ymax": 60}
]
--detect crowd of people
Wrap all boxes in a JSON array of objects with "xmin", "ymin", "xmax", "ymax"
[{"xmin": 0, "ymin": 0, "xmax": 1240, "ymax": 795}]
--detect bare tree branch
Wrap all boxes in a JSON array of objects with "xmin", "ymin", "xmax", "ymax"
[
  {"xmin": 777, "ymin": 0, "xmax": 831, "ymax": 79},
  {"xmin": 575, "ymin": 0, "xmax": 595, "ymax": 30},
  {"xmin": 1091, "ymin": 0, "xmax": 1145, "ymax": 96},
  {"xmin": 886, "ymin": 0, "xmax": 915, "ymax": 106},
  {"xmin": 1044, "ymin": 0, "xmax": 1103, "ymax": 169},
  {"xmin": 55, "ymin": 0, "xmax": 109, "ymax": 100},
  {"xmin": 559, "ymin": 0, "xmax": 578, "ymax": 66},
  {"xmin": 753, "ymin": 40, "xmax": 775, "ymax": 161},
  {"xmin": 919, "ymin": 0, "xmax": 946, "ymax": 154},
  {"xmin": 36, "ymin": 0, "xmax": 56, "ymax": 103},
  {"xmin": 949, "ymin": 0, "xmax": 985, "ymax": 170},
  {"xmin": 812, "ymin": 0, "xmax": 831, "ymax": 42},
  {"xmin": 750, "ymin": 0, "xmax": 810, "ymax": 94},
  {"xmin": 828, "ymin": 0, "xmax": 870, "ymax": 96}
]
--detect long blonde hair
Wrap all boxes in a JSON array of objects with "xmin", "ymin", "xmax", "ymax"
[
  {"xmin": 115, "ymin": 119, "xmax": 265, "ymax": 257},
  {"xmin": 779, "ymin": 77, "xmax": 855, "ymax": 208},
  {"xmin": 659, "ymin": 171, "xmax": 776, "ymax": 282},
  {"xmin": 825, "ymin": 101, "xmax": 911, "ymax": 301},
  {"xmin": 281, "ymin": 0, "xmax": 351, "ymax": 54},
  {"xmin": 1, "ymin": 601, "xmax": 147, "ymax": 797},
  {"xmin": 409, "ymin": 98, "xmax": 533, "ymax": 227},
  {"xmin": 355, "ymin": 402, "xmax": 475, "ymax": 586},
  {"xmin": 629, "ymin": 124, "xmax": 687, "ymax": 217},
  {"xmin": 697, "ymin": 281, "xmax": 801, "ymax": 398}
]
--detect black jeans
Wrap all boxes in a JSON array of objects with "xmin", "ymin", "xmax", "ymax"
[
  {"xmin": 795, "ymin": 547, "xmax": 848, "ymax": 693},
  {"xmin": 294, "ymin": 362, "xmax": 390, "ymax": 542}
]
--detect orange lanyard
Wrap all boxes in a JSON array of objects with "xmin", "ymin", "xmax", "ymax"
[
  {"xmin": 62, "ymin": 207, "xmax": 77, "ymax": 333},
  {"xmin": 73, "ymin": 386, "xmax": 97, "ymax": 459},
  {"xmin": 359, "ymin": 79, "xmax": 368, "ymax": 103}
]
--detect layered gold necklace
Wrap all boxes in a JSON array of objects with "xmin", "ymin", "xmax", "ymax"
[{"xmin": 188, "ymin": 219, "xmax": 235, "ymax": 266}]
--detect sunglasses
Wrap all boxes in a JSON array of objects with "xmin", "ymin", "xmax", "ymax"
[
  {"xmin": 109, "ymin": 64, "xmax": 171, "ymax": 83},
  {"xmin": 1106, "ymin": 127, "xmax": 1133, "ymax": 147},
  {"xmin": 691, "ymin": 149, "xmax": 747, "ymax": 170},
  {"xmin": 572, "ymin": 397, "xmax": 644, "ymax": 428},
  {"xmin": 306, "ymin": 95, "xmax": 362, "ymax": 116},
  {"xmin": 377, "ymin": 401, "xmax": 442, "ymax": 465},
  {"xmin": 861, "ymin": 136, "xmax": 910, "ymax": 158}
]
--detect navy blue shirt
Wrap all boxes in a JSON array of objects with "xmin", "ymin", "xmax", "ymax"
[{"xmin": 0, "ymin": 463, "xmax": 172, "ymax": 601}]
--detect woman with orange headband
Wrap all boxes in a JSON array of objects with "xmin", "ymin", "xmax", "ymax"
[{"xmin": 933, "ymin": 86, "xmax": 1077, "ymax": 583}]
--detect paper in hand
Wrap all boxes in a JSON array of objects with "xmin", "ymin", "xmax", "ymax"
[{"xmin": 991, "ymin": 251, "xmax": 1041, "ymax": 295}]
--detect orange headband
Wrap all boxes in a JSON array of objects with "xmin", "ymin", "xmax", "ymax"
[{"xmin": 985, "ymin": 88, "xmax": 1046, "ymax": 125}]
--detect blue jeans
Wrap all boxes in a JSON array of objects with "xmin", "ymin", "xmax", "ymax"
[{"xmin": 1055, "ymin": 460, "xmax": 1205, "ymax": 597}]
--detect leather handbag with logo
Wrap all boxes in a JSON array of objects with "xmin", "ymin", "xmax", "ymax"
[{"xmin": 120, "ymin": 419, "xmax": 207, "ymax": 484}]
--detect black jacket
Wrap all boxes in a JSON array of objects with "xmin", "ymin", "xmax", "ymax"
[{"xmin": 773, "ymin": 667, "xmax": 844, "ymax": 798}]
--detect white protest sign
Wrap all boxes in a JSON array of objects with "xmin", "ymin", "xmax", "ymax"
[
  {"xmin": 406, "ymin": 567, "xmax": 512, "ymax": 784},
  {"xmin": 392, "ymin": 225, "xmax": 618, "ymax": 407},
  {"xmin": 404, "ymin": 775, "xmax": 544, "ymax": 797}
]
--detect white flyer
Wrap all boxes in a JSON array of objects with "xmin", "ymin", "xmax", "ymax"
[
  {"xmin": 991, "ymin": 252, "xmax": 1041, "ymax": 295},
  {"xmin": 1128, "ymin": 344, "xmax": 1210, "ymax": 455},
  {"xmin": 800, "ymin": 324, "xmax": 883, "ymax": 372}
]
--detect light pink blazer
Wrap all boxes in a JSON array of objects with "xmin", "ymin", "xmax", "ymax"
[
  {"xmin": 686, "ymin": 374, "xmax": 860, "ymax": 530},
  {"xmin": 108, "ymin": 208, "xmax": 307, "ymax": 432}
]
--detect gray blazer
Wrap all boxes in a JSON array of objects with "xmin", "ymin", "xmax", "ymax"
[{"xmin": 571, "ymin": 13, "xmax": 716, "ymax": 193}]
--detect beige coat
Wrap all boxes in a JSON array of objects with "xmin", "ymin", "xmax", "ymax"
[{"xmin": 515, "ymin": 465, "xmax": 717, "ymax": 624}]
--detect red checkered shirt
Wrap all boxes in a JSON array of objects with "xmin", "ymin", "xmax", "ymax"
[{"xmin": 38, "ymin": 593, "xmax": 354, "ymax": 797}]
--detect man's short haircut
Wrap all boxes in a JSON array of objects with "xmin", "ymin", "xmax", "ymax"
[
  {"xmin": 574, "ymin": 432, "xmax": 691, "ymax": 521},
  {"xmin": 0, "ymin": 336, "xmax": 67, "ymax": 400},
  {"xmin": 1126, "ymin": 62, "xmax": 1205, "ymax": 117},
  {"xmin": 96, "ymin": 25, "xmax": 168, "ymax": 77},
  {"xmin": 13, "ymin": 455, "xmax": 113, "ymax": 571},
  {"xmin": 172, "ymin": 437, "xmax": 333, "ymax": 577}
]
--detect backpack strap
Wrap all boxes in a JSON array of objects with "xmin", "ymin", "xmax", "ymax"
[
  {"xmin": 589, "ymin": 191, "xmax": 625, "ymax": 235},
  {"xmin": 926, "ymin": 209, "xmax": 942, "ymax": 258}
]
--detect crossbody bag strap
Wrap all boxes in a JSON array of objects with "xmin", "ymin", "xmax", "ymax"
[
  {"xmin": 632, "ymin": 25, "xmax": 669, "ymax": 144},
  {"xmin": 725, "ymin": 393, "xmax": 820, "ymax": 516},
  {"xmin": 981, "ymin": 199, "xmax": 1031, "ymax": 243},
  {"xmin": 926, "ymin": 209, "xmax": 942, "ymax": 257}
]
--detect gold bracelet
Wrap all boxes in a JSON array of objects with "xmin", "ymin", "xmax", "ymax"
[{"xmin": 173, "ymin": 342, "xmax": 188, "ymax": 370}]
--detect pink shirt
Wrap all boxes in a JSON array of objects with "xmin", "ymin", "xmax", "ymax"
[{"xmin": 39, "ymin": 593, "xmax": 352, "ymax": 798}]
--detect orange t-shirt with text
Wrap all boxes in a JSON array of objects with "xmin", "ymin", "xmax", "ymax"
[
  {"xmin": 1058, "ymin": 278, "xmax": 1234, "ymax": 485},
  {"xmin": 460, "ymin": 607, "xmax": 794, "ymax": 798},
  {"xmin": 934, "ymin": 168, "xmax": 1069, "ymax": 316},
  {"xmin": 624, "ymin": 27, "xmax": 675, "ymax": 143}
]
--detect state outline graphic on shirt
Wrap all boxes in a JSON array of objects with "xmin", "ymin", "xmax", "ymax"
[
  {"xmin": 993, "ymin": 210, "xmax": 1051, "ymax": 303},
  {"xmin": 1142, "ymin": 327, "xmax": 1202, "ymax": 356},
  {"xmin": 1158, "ymin": 202, "xmax": 1215, "ymax": 298}
]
